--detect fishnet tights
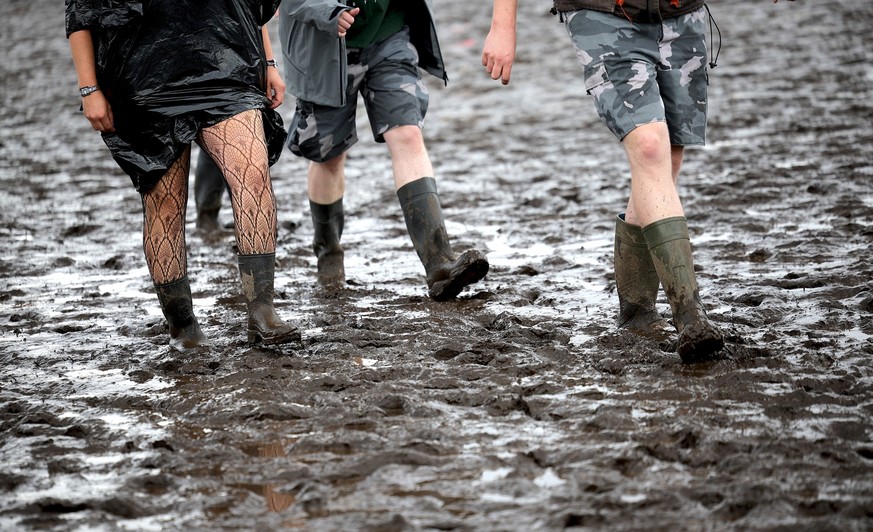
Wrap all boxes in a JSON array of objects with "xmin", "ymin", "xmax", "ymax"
[
  {"xmin": 142, "ymin": 145, "xmax": 190, "ymax": 284},
  {"xmin": 199, "ymin": 110, "xmax": 278, "ymax": 255},
  {"xmin": 141, "ymin": 110, "xmax": 278, "ymax": 284}
]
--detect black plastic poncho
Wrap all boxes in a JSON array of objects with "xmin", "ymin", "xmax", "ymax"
[{"xmin": 65, "ymin": 0, "xmax": 286, "ymax": 193}]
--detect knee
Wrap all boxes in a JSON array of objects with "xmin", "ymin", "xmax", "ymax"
[
  {"xmin": 626, "ymin": 127, "xmax": 671, "ymax": 167},
  {"xmin": 384, "ymin": 125, "xmax": 424, "ymax": 150},
  {"xmin": 313, "ymin": 153, "xmax": 346, "ymax": 174}
]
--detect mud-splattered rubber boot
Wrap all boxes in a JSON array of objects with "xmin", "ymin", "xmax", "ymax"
[
  {"xmin": 154, "ymin": 277, "xmax": 208, "ymax": 351},
  {"xmin": 238, "ymin": 253, "xmax": 301, "ymax": 345},
  {"xmin": 614, "ymin": 214, "xmax": 672, "ymax": 342},
  {"xmin": 310, "ymin": 198, "xmax": 345, "ymax": 290},
  {"xmin": 397, "ymin": 177, "xmax": 489, "ymax": 301},
  {"xmin": 643, "ymin": 216, "xmax": 724, "ymax": 363},
  {"xmin": 194, "ymin": 150, "xmax": 229, "ymax": 237}
]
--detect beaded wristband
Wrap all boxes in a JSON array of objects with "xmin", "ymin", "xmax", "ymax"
[{"xmin": 79, "ymin": 85, "xmax": 100, "ymax": 97}]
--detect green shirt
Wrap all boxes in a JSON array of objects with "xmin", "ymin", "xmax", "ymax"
[{"xmin": 344, "ymin": 0, "xmax": 405, "ymax": 49}]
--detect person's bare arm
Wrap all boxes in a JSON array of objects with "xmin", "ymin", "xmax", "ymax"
[
  {"xmin": 482, "ymin": 0, "xmax": 518, "ymax": 85},
  {"xmin": 68, "ymin": 30, "xmax": 114, "ymax": 132},
  {"xmin": 261, "ymin": 24, "xmax": 285, "ymax": 109}
]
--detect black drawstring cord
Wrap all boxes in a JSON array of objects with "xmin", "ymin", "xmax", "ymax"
[{"xmin": 704, "ymin": 3, "xmax": 722, "ymax": 68}]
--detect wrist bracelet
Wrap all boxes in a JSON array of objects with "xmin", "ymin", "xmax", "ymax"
[
  {"xmin": 79, "ymin": 85, "xmax": 100, "ymax": 97},
  {"xmin": 266, "ymin": 59, "xmax": 277, "ymax": 68}
]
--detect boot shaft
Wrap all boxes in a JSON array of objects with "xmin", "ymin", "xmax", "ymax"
[
  {"xmin": 397, "ymin": 177, "xmax": 454, "ymax": 273},
  {"xmin": 614, "ymin": 213, "xmax": 663, "ymax": 329},
  {"xmin": 615, "ymin": 213, "xmax": 660, "ymax": 298},
  {"xmin": 238, "ymin": 253, "xmax": 277, "ymax": 305},
  {"xmin": 642, "ymin": 216, "xmax": 708, "ymax": 328},
  {"xmin": 642, "ymin": 217, "xmax": 697, "ymax": 299},
  {"xmin": 154, "ymin": 277, "xmax": 198, "ymax": 330},
  {"xmin": 310, "ymin": 198, "xmax": 344, "ymax": 258},
  {"xmin": 154, "ymin": 276, "xmax": 207, "ymax": 349}
]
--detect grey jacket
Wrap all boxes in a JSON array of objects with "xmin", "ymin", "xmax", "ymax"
[{"xmin": 278, "ymin": 0, "xmax": 447, "ymax": 108}]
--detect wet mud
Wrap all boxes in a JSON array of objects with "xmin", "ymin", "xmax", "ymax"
[{"xmin": 1, "ymin": 0, "xmax": 872, "ymax": 530}]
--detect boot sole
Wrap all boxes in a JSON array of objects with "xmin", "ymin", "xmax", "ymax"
[
  {"xmin": 429, "ymin": 250, "xmax": 489, "ymax": 301},
  {"xmin": 248, "ymin": 327, "xmax": 302, "ymax": 346}
]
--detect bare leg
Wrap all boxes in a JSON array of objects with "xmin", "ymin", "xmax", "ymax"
[
  {"xmin": 622, "ymin": 122, "xmax": 683, "ymax": 227},
  {"xmin": 384, "ymin": 125, "xmax": 433, "ymax": 191},
  {"xmin": 308, "ymin": 153, "xmax": 346, "ymax": 205}
]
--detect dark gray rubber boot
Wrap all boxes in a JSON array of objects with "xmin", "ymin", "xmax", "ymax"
[
  {"xmin": 154, "ymin": 277, "xmax": 208, "ymax": 351},
  {"xmin": 237, "ymin": 253, "xmax": 301, "ymax": 345},
  {"xmin": 397, "ymin": 177, "xmax": 489, "ymax": 301},
  {"xmin": 310, "ymin": 198, "xmax": 345, "ymax": 290},
  {"xmin": 643, "ymin": 216, "xmax": 724, "ymax": 363},
  {"xmin": 194, "ymin": 150, "xmax": 228, "ymax": 235},
  {"xmin": 614, "ymin": 213, "xmax": 672, "ymax": 341}
]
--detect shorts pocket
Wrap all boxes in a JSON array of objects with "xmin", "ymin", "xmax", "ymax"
[{"xmin": 583, "ymin": 62, "xmax": 610, "ymax": 95}]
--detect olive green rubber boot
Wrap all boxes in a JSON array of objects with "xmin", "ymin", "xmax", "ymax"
[
  {"xmin": 397, "ymin": 177, "xmax": 489, "ymax": 301},
  {"xmin": 643, "ymin": 216, "xmax": 724, "ymax": 363},
  {"xmin": 154, "ymin": 277, "xmax": 208, "ymax": 351},
  {"xmin": 238, "ymin": 253, "xmax": 301, "ymax": 345},
  {"xmin": 614, "ymin": 214, "xmax": 672, "ymax": 341}
]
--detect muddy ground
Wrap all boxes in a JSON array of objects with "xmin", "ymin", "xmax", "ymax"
[{"xmin": 1, "ymin": 0, "xmax": 872, "ymax": 530}]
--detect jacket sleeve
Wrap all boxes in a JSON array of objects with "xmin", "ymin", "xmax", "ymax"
[{"xmin": 279, "ymin": 0, "xmax": 350, "ymax": 36}]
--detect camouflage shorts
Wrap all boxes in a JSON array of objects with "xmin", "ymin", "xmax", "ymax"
[
  {"xmin": 287, "ymin": 26, "xmax": 429, "ymax": 162},
  {"xmin": 565, "ymin": 8, "xmax": 709, "ymax": 145}
]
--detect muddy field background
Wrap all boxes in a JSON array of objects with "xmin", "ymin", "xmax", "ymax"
[{"xmin": 2, "ymin": 0, "xmax": 872, "ymax": 530}]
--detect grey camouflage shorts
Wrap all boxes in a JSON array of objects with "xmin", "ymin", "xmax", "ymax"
[
  {"xmin": 287, "ymin": 26, "xmax": 429, "ymax": 162},
  {"xmin": 565, "ymin": 8, "xmax": 709, "ymax": 145}
]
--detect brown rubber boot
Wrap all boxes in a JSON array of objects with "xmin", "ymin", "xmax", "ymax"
[
  {"xmin": 238, "ymin": 253, "xmax": 301, "ymax": 345},
  {"xmin": 397, "ymin": 177, "xmax": 489, "ymax": 301},
  {"xmin": 310, "ymin": 198, "xmax": 345, "ymax": 290},
  {"xmin": 154, "ymin": 277, "xmax": 208, "ymax": 351},
  {"xmin": 614, "ymin": 214, "xmax": 672, "ymax": 341},
  {"xmin": 643, "ymin": 216, "xmax": 724, "ymax": 363}
]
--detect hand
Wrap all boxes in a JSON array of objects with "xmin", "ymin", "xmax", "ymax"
[
  {"xmin": 82, "ymin": 91, "xmax": 115, "ymax": 133},
  {"xmin": 338, "ymin": 7, "xmax": 359, "ymax": 38},
  {"xmin": 265, "ymin": 66, "xmax": 286, "ymax": 109},
  {"xmin": 482, "ymin": 27, "xmax": 516, "ymax": 85}
]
